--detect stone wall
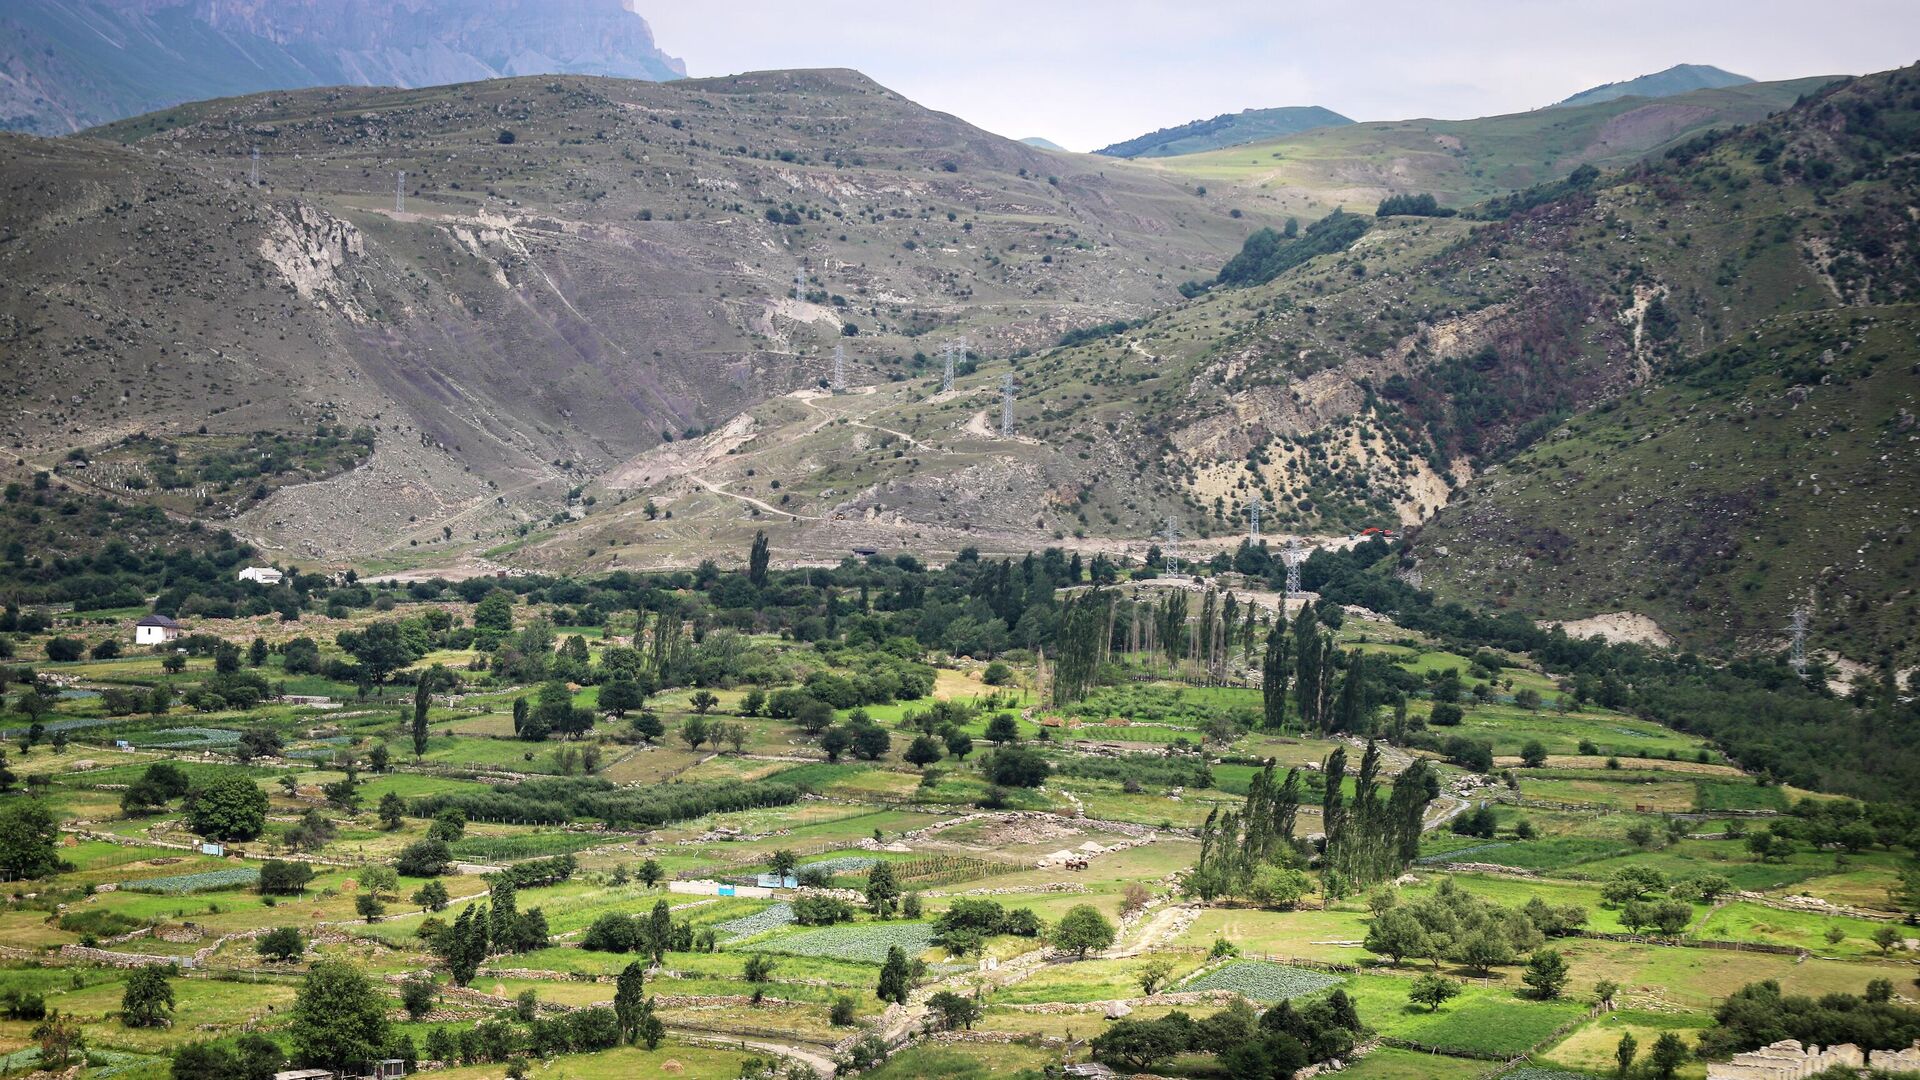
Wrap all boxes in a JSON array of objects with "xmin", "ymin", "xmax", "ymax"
[{"xmin": 1705, "ymin": 1040, "xmax": 1865, "ymax": 1080}]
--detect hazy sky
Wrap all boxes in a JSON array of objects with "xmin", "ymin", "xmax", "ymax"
[{"xmin": 643, "ymin": 2, "xmax": 1920, "ymax": 151}]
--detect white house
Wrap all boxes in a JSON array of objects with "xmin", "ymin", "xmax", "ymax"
[
  {"xmin": 133, "ymin": 614, "xmax": 183, "ymax": 646},
  {"xmin": 238, "ymin": 566, "xmax": 283, "ymax": 585}
]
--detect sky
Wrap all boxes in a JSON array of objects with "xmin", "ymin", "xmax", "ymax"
[{"xmin": 641, "ymin": 1, "xmax": 1920, "ymax": 151}]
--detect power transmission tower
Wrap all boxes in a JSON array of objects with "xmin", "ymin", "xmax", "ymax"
[
  {"xmin": 1790, "ymin": 608, "xmax": 1809, "ymax": 680},
  {"xmin": 1283, "ymin": 538, "xmax": 1306, "ymax": 599},
  {"xmin": 249, "ymin": 146, "xmax": 260, "ymax": 187},
  {"xmin": 395, "ymin": 170, "xmax": 406, "ymax": 214},
  {"xmin": 793, "ymin": 264, "xmax": 806, "ymax": 302},
  {"xmin": 1248, "ymin": 495, "xmax": 1262, "ymax": 541},
  {"xmin": 1163, "ymin": 516, "xmax": 1180, "ymax": 575},
  {"xmin": 832, "ymin": 342, "xmax": 847, "ymax": 392},
  {"xmin": 941, "ymin": 341, "xmax": 957, "ymax": 393},
  {"xmin": 1000, "ymin": 371, "xmax": 1015, "ymax": 436}
]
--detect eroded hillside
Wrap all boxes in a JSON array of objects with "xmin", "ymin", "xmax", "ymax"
[{"xmin": 0, "ymin": 69, "xmax": 1270, "ymax": 560}]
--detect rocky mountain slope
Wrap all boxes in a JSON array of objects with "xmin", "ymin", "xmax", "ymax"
[
  {"xmin": 546, "ymin": 63, "xmax": 1920, "ymax": 666},
  {"xmin": 0, "ymin": 0, "xmax": 685, "ymax": 135},
  {"xmin": 1552, "ymin": 63, "xmax": 1753, "ymax": 109},
  {"xmin": 0, "ymin": 68, "xmax": 1270, "ymax": 562}
]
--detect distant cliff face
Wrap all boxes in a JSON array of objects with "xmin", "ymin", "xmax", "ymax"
[{"xmin": 0, "ymin": 0, "xmax": 685, "ymax": 134}]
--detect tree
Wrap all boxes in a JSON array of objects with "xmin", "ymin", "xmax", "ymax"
[
  {"xmin": 943, "ymin": 729, "xmax": 973, "ymax": 761},
  {"xmin": 32, "ymin": 1011, "xmax": 85, "ymax": 1069},
  {"xmin": 679, "ymin": 715, "xmax": 711, "ymax": 750},
  {"xmin": 474, "ymin": 590, "xmax": 514, "ymax": 633},
  {"xmin": 769, "ymin": 849, "xmax": 799, "ymax": 879},
  {"xmin": 249, "ymin": 637, "xmax": 270, "ymax": 667},
  {"xmin": 1456, "ymin": 927, "xmax": 1513, "ymax": 974},
  {"xmin": 743, "ymin": 954, "xmax": 778, "ymax": 1003},
  {"xmin": 290, "ymin": 960, "xmax": 391, "ymax": 1074},
  {"xmin": 820, "ymin": 725, "xmax": 852, "ymax": 762},
  {"xmin": 413, "ymin": 666, "xmax": 448, "ymax": 759},
  {"xmin": 985, "ymin": 713, "xmax": 1020, "ymax": 744},
  {"xmin": 413, "ymin": 880, "xmax": 450, "ymax": 913},
  {"xmin": 1052, "ymin": 904, "xmax": 1115, "ymax": 959},
  {"xmin": 876, "ymin": 945, "xmax": 911, "ymax": 1005},
  {"xmin": 0, "ymin": 798, "xmax": 60, "ymax": 879},
  {"xmin": 400, "ymin": 975, "xmax": 437, "ymax": 1020},
  {"xmin": 1614, "ymin": 1031, "xmax": 1637, "ymax": 1077},
  {"xmin": 1408, "ymin": 973, "xmax": 1461, "ymax": 1012},
  {"xmin": 748, "ymin": 530, "xmax": 771, "ymax": 587},
  {"xmin": 926, "ymin": 990, "xmax": 981, "ymax": 1031},
  {"xmin": 638, "ymin": 859, "xmax": 664, "ymax": 888},
  {"xmin": 395, "ymin": 839, "xmax": 451, "ymax": 878},
  {"xmin": 185, "ymin": 772, "xmax": 268, "ymax": 841},
  {"xmin": 904, "ymin": 734, "xmax": 944, "ymax": 770},
  {"xmin": 378, "ymin": 792, "xmax": 406, "ymax": 831},
  {"xmin": 1595, "ymin": 979, "xmax": 1619, "ymax": 1008},
  {"xmin": 259, "ymin": 859, "xmax": 316, "ymax": 895},
  {"xmin": 1647, "ymin": 1032, "xmax": 1688, "ymax": 1080},
  {"xmin": 1363, "ymin": 907, "xmax": 1431, "ymax": 966},
  {"xmin": 428, "ymin": 807, "xmax": 467, "ymax": 844},
  {"xmin": 1872, "ymin": 924, "xmax": 1901, "ymax": 955},
  {"xmin": 361, "ymin": 865, "xmax": 398, "ymax": 901},
  {"xmin": 1092, "ymin": 1017, "xmax": 1192, "ymax": 1072},
  {"xmin": 852, "ymin": 724, "xmax": 891, "ymax": 761},
  {"xmin": 257, "ymin": 927, "xmax": 305, "ymax": 963},
  {"xmin": 1136, "ymin": 958, "xmax": 1176, "ymax": 996},
  {"xmin": 121, "ymin": 966, "xmax": 175, "ymax": 1028},
  {"xmin": 1520, "ymin": 740, "xmax": 1548, "ymax": 768},
  {"xmin": 1522, "ymin": 948, "xmax": 1569, "ymax": 999},
  {"xmin": 340, "ymin": 622, "xmax": 417, "ymax": 684},
  {"xmin": 865, "ymin": 862, "xmax": 901, "ymax": 918},
  {"xmin": 689, "ymin": 690, "xmax": 719, "ymax": 714},
  {"xmin": 356, "ymin": 893, "xmax": 386, "ymax": 923},
  {"xmin": 613, "ymin": 962, "xmax": 647, "ymax": 1043},
  {"xmin": 599, "ymin": 678, "xmax": 643, "ymax": 719}
]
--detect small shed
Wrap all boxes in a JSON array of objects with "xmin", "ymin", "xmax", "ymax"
[
  {"xmin": 134, "ymin": 614, "xmax": 183, "ymax": 646},
  {"xmin": 238, "ymin": 567, "xmax": 284, "ymax": 585}
]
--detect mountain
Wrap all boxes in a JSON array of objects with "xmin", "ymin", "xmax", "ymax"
[
  {"xmin": 0, "ymin": 68, "xmax": 1272, "ymax": 564},
  {"xmin": 1094, "ymin": 106, "xmax": 1353, "ymax": 159},
  {"xmin": 1148, "ymin": 76, "xmax": 1838, "ymax": 215},
  {"xmin": 1552, "ymin": 63, "xmax": 1753, "ymax": 109},
  {"xmin": 1019, "ymin": 137, "xmax": 1066, "ymax": 151},
  {"xmin": 543, "ymin": 63, "xmax": 1917, "ymax": 667},
  {"xmin": 0, "ymin": 0, "xmax": 686, "ymax": 136}
]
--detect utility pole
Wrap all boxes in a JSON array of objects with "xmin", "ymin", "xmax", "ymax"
[
  {"xmin": 395, "ymin": 170, "xmax": 406, "ymax": 214},
  {"xmin": 832, "ymin": 342, "xmax": 847, "ymax": 392},
  {"xmin": 1000, "ymin": 371, "xmax": 1015, "ymax": 436},
  {"xmin": 1283, "ymin": 538, "xmax": 1306, "ymax": 599}
]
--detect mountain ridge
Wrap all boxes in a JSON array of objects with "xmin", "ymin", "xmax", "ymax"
[
  {"xmin": 0, "ymin": 0, "xmax": 687, "ymax": 135},
  {"xmin": 1551, "ymin": 62, "xmax": 1753, "ymax": 109},
  {"xmin": 1094, "ymin": 105, "xmax": 1354, "ymax": 159}
]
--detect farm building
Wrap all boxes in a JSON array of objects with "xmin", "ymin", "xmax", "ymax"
[
  {"xmin": 133, "ymin": 614, "xmax": 183, "ymax": 646},
  {"xmin": 238, "ymin": 566, "xmax": 284, "ymax": 584}
]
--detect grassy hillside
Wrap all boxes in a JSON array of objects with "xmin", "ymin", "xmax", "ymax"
[
  {"xmin": 1148, "ymin": 76, "xmax": 1837, "ymax": 213},
  {"xmin": 1094, "ymin": 105, "xmax": 1354, "ymax": 159},
  {"xmin": 1415, "ymin": 309, "xmax": 1920, "ymax": 665},
  {"xmin": 1552, "ymin": 63, "xmax": 1753, "ymax": 109}
]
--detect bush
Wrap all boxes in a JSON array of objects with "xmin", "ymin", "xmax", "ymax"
[{"xmin": 259, "ymin": 860, "xmax": 317, "ymax": 895}]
